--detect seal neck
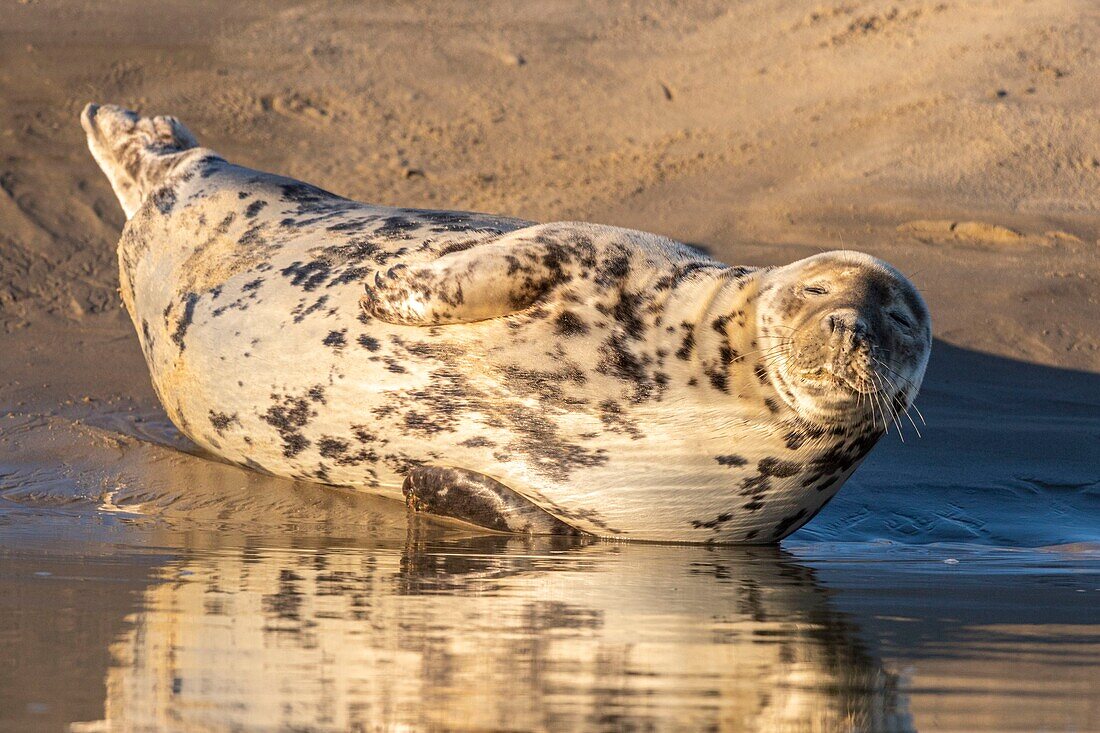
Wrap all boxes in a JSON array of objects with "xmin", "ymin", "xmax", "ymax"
[
  {"xmin": 699, "ymin": 268, "xmax": 769, "ymax": 363},
  {"xmin": 662, "ymin": 265, "xmax": 769, "ymax": 361}
]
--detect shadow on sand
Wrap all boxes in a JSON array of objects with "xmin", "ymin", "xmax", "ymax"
[{"xmin": 797, "ymin": 339, "xmax": 1100, "ymax": 546}]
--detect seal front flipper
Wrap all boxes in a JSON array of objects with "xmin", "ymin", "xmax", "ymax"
[
  {"xmin": 403, "ymin": 466, "xmax": 586, "ymax": 536},
  {"xmin": 360, "ymin": 236, "xmax": 582, "ymax": 325}
]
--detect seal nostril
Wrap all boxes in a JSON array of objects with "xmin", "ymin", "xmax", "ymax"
[{"xmin": 824, "ymin": 310, "xmax": 869, "ymax": 338}]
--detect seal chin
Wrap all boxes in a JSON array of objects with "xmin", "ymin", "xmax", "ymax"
[
  {"xmin": 770, "ymin": 344, "xmax": 904, "ymax": 428},
  {"xmin": 824, "ymin": 357, "xmax": 881, "ymax": 396}
]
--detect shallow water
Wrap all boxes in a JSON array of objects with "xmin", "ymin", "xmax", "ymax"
[
  {"xmin": 2, "ymin": 341, "xmax": 1100, "ymax": 732},
  {"xmin": 2, "ymin": 493, "xmax": 1099, "ymax": 731}
]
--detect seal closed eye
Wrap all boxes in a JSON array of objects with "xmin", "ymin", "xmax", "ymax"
[{"xmin": 81, "ymin": 102, "xmax": 932, "ymax": 544}]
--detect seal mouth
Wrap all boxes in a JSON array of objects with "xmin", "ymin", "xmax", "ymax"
[
  {"xmin": 768, "ymin": 341, "xmax": 898, "ymax": 428},
  {"xmin": 791, "ymin": 368, "xmax": 875, "ymax": 398},
  {"xmin": 825, "ymin": 360, "xmax": 879, "ymax": 395},
  {"xmin": 841, "ymin": 375, "xmax": 876, "ymax": 394},
  {"xmin": 786, "ymin": 348, "xmax": 879, "ymax": 395}
]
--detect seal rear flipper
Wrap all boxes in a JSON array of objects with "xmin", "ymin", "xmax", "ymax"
[
  {"xmin": 403, "ymin": 466, "xmax": 586, "ymax": 536},
  {"xmin": 81, "ymin": 103, "xmax": 211, "ymax": 219},
  {"xmin": 360, "ymin": 236, "xmax": 579, "ymax": 326}
]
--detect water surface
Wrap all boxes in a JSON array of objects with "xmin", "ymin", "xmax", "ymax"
[{"xmin": 2, "ymin": 498, "xmax": 1099, "ymax": 732}]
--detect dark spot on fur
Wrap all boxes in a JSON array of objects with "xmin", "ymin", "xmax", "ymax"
[
  {"xmin": 690, "ymin": 512, "xmax": 734, "ymax": 530},
  {"xmin": 784, "ymin": 424, "xmax": 825, "ymax": 450},
  {"xmin": 758, "ymin": 457, "xmax": 802, "ymax": 478},
  {"xmin": 596, "ymin": 334, "xmax": 654, "ymax": 402},
  {"xmin": 291, "ymin": 294, "xmax": 329, "ymax": 323},
  {"xmin": 459, "ymin": 436, "xmax": 496, "ymax": 448},
  {"xmin": 318, "ymin": 437, "xmax": 350, "ymax": 459},
  {"xmin": 555, "ymin": 310, "xmax": 589, "ymax": 336},
  {"xmin": 676, "ymin": 325, "xmax": 695, "ymax": 360},
  {"xmin": 404, "ymin": 410, "xmax": 446, "ymax": 436},
  {"xmin": 594, "ymin": 249, "xmax": 630, "ymax": 286},
  {"xmin": 261, "ymin": 392, "xmax": 316, "ymax": 458},
  {"xmin": 150, "ymin": 186, "xmax": 177, "ymax": 214},
  {"xmin": 707, "ymin": 368, "xmax": 729, "ymax": 393},
  {"xmin": 170, "ymin": 292, "xmax": 200, "ymax": 350},
  {"xmin": 610, "ymin": 291, "xmax": 645, "ymax": 340},
  {"xmin": 208, "ymin": 411, "xmax": 239, "ymax": 435},
  {"xmin": 197, "ymin": 155, "xmax": 225, "ymax": 178},
  {"xmin": 784, "ymin": 430, "xmax": 806, "ymax": 450},
  {"xmin": 281, "ymin": 261, "xmax": 331, "ymax": 292},
  {"xmin": 140, "ymin": 318, "xmax": 154, "ymax": 352},
  {"xmin": 715, "ymin": 454, "xmax": 748, "ymax": 467},
  {"xmin": 323, "ymin": 329, "xmax": 348, "ymax": 350},
  {"xmin": 357, "ymin": 334, "xmax": 380, "ymax": 351},
  {"xmin": 280, "ymin": 181, "xmax": 341, "ymax": 207},
  {"xmin": 772, "ymin": 509, "xmax": 809, "ymax": 539},
  {"xmin": 244, "ymin": 199, "xmax": 268, "ymax": 218},
  {"xmin": 598, "ymin": 399, "xmax": 644, "ymax": 439},
  {"xmin": 352, "ymin": 425, "xmax": 386, "ymax": 445}
]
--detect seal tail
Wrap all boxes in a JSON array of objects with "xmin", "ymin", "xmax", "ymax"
[{"xmin": 81, "ymin": 103, "xmax": 200, "ymax": 219}]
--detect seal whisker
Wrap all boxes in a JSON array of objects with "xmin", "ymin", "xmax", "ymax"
[
  {"xmin": 733, "ymin": 340, "xmax": 793, "ymax": 363},
  {"xmin": 869, "ymin": 368, "xmax": 903, "ymax": 438},
  {"xmin": 870, "ymin": 369, "xmax": 906, "ymax": 441},
  {"xmin": 867, "ymin": 378, "xmax": 891, "ymax": 436},
  {"xmin": 874, "ymin": 366, "xmax": 923, "ymax": 438},
  {"xmin": 871, "ymin": 355, "xmax": 927, "ymax": 426}
]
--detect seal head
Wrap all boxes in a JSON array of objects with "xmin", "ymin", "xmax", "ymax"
[{"xmin": 756, "ymin": 250, "xmax": 930, "ymax": 429}]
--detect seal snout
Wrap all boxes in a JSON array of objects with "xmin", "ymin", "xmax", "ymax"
[
  {"xmin": 822, "ymin": 308, "xmax": 870, "ymax": 344},
  {"xmin": 814, "ymin": 309, "xmax": 875, "ymax": 391}
]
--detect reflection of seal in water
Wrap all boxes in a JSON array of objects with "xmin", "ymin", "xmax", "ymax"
[
  {"xmin": 81, "ymin": 103, "xmax": 931, "ymax": 543},
  {"xmin": 87, "ymin": 536, "xmax": 911, "ymax": 732}
]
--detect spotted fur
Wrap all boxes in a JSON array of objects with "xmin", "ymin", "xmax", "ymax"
[{"xmin": 83, "ymin": 104, "xmax": 931, "ymax": 543}]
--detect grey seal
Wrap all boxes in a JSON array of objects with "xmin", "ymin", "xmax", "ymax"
[{"xmin": 81, "ymin": 103, "xmax": 931, "ymax": 543}]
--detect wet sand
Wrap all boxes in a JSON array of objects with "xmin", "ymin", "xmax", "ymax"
[{"xmin": 2, "ymin": 0, "xmax": 1099, "ymax": 730}]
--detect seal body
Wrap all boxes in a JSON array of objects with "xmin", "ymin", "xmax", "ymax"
[{"xmin": 82, "ymin": 104, "xmax": 931, "ymax": 543}]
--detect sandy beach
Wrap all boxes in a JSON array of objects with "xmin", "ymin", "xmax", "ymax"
[{"xmin": 1, "ymin": 1, "xmax": 1099, "ymax": 730}]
